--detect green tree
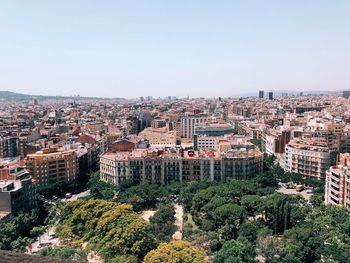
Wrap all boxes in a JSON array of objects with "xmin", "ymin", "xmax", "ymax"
[
  {"xmin": 212, "ymin": 203, "xmax": 245, "ymax": 240},
  {"xmin": 88, "ymin": 172, "xmax": 115, "ymax": 199},
  {"xmin": 57, "ymin": 199, "xmax": 157, "ymax": 260},
  {"xmin": 240, "ymin": 195, "xmax": 262, "ymax": 218},
  {"xmin": 255, "ymin": 228, "xmax": 282, "ymax": 263},
  {"xmin": 214, "ymin": 239, "xmax": 256, "ymax": 263},
  {"xmin": 278, "ymin": 243, "xmax": 304, "ymax": 263},
  {"xmin": 107, "ymin": 255, "xmax": 138, "ymax": 263},
  {"xmin": 238, "ymin": 221, "xmax": 264, "ymax": 243},
  {"xmin": 150, "ymin": 203, "xmax": 176, "ymax": 241},
  {"xmin": 39, "ymin": 246, "xmax": 87, "ymax": 261},
  {"xmin": 143, "ymin": 240, "xmax": 206, "ymax": 263}
]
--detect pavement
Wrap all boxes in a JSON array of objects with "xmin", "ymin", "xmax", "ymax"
[
  {"xmin": 30, "ymin": 225, "xmax": 59, "ymax": 253},
  {"xmin": 172, "ymin": 203, "xmax": 184, "ymax": 240},
  {"xmin": 277, "ymin": 183, "xmax": 313, "ymax": 202},
  {"xmin": 141, "ymin": 210, "xmax": 156, "ymax": 222},
  {"xmin": 69, "ymin": 190, "xmax": 91, "ymax": 201},
  {"xmin": 61, "ymin": 189, "xmax": 91, "ymax": 202}
]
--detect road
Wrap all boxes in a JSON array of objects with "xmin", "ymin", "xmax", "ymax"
[
  {"xmin": 277, "ymin": 184, "xmax": 313, "ymax": 202},
  {"xmin": 69, "ymin": 189, "xmax": 91, "ymax": 201}
]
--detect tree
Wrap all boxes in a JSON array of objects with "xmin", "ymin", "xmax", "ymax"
[
  {"xmin": 187, "ymin": 230, "xmax": 221, "ymax": 255},
  {"xmin": 143, "ymin": 240, "xmax": 206, "ymax": 263},
  {"xmin": 150, "ymin": 203, "xmax": 176, "ymax": 241},
  {"xmin": 255, "ymin": 228, "xmax": 282, "ymax": 263},
  {"xmin": 0, "ymin": 208, "xmax": 47, "ymax": 252},
  {"xmin": 180, "ymin": 181, "xmax": 212, "ymax": 212},
  {"xmin": 57, "ymin": 199, "xmax": 157, "ymax": 260},
  {"xmin": 278, "ymin": 243, "xmax": 304, "ymax": 263},
  {"xmin": 214, "ymin": 239, "xmax": 256, "ymax": 263},
  {"xmin": 39, "ymin": 246, "xmax": 87, "ymax": 261},
  {"xmin": 261, "ymin": 193, "xmax": 309, "ymax": 234},
  {"xmin": 238, "ymin": 221, "xmax": 264, "ymax": 243},
  {"xmin": 240, "ymin": 195, "xmax": 262, "ymax": 218},
  {"xmin": 118, "ymin": 181, "xmax": 163, "ymax": 211},
  {"xmin": 283, "ymin": 226, "xmax": 322, "ymax": 263},
  {"xmin": 212, "ymin": 203, "xmax": 245, "ymax": 240},
  {"xmin": 310, "ymin": 193, "xmax": 324, "ymax": 207},
  {"xmin": 106, "ymin": 255, "xmax": 138, "ymax": 263},
  {"xmin": 88, "ymin": 172, "xmax": 115, "ymax": 199}
]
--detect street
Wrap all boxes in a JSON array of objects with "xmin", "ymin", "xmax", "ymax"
[{"xmin": 277, "ymin": 183, "xmax": 313, "ymax": 202}]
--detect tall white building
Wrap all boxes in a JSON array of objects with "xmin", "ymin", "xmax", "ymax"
[{"xmin": 180, "ymin": 116, "xmax": 212, "ymax": 138}]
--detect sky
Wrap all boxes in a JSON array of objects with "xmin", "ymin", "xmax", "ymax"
[{"xmin": 0, "ymin": 1, "xmax": 350, "ymax": 98}]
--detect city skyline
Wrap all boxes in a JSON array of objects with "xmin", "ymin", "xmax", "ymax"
[{"xmin": 1, "ymin": 1, "xmax": 350, "ymax": 98}]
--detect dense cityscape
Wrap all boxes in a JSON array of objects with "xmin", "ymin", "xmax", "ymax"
[
  {"xmin": 0, "ymin": 91, "xmax": 350, "ymax": 262},
  {"xmin": 2, "ymin": 1, "xmax": 350, "ymax": 262}
]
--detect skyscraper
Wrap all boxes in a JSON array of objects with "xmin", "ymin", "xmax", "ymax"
[
  {"xmin": 259, "ymin": 90, "xmax": 264, "ymax": 99},
  {"xmin": 268, "ymin": 92, "xmax": 273, "ymax": 100}
]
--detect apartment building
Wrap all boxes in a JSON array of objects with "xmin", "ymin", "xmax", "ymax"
[
  {"xmin": 0, "ymin": 137, "xmax": 19, "ymax": 159},
  {"xmin": 237, "ymin": 121, "xmax": 265, "ymax": 140},
  {"xmin": 0, "ymin": 176, "xmax": 36, "ymax": 217},
  {"xmin": 325, "ymin": 153, "xmax": 350, "ymax": 211},
  {"xmin": 0, "ymin": 163, "xmax": 36, "ymax": 219},
  {"xmin": 193, "ymin": 123, "xmax": 234, "ymax": 150},
  {"xmin": 25, "ymin": 148, "xmax": 78, "ymax": 184},
  {"xmin": 151, "ymin": 118, "xmax": 166, "ymax": 129},
  {"xmin": 195, "ymin": 136, "xmax": 217, "ymax": 150},
  {"xmin": 263, "ymin": 128, "xmax": 291, "ymax": 156},
  {"xmin": 284, "ymin": 138, "xmax": 332, "ymax": 179},
  {"xmin": 180, "ymin": 115, "xmax": 213, "ymax": 138},
  {"xmin": 308, "ymin": 121, "xmax": 343, "ymax": 152},
  {"xmin": 194, "ymin": 123, "xmax": 234, "ymax": 137},
  {"xmin": 100, "ymin": 145, "xmax": 263, "ymax": 186},
  {"xmin": 138, "ymin": 127, "xmax": 176, "ymax": 146}
]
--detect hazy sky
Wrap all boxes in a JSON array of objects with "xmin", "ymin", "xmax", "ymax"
[{"xmin": 1, "ymin": 1, "xmax": 350, "ymax": 98}]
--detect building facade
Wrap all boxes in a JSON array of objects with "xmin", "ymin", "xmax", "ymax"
[
  {"xmin": 284, "ymin": 139, "xmax": 331, "ymax": 179},
  {"xmin": 180, "ymin": 116, "xmax": 212, "ymax": 139},
  {"xmin": 100, "ymin": 146, "xmax": 263, "ymax": 186},
  {"xmin": 25, "ymin": 148, "xmax": 78, "ymax": 184},
  {"xmin": 325, "ymin": 153, "xmax": 350, "ymax": 211}
]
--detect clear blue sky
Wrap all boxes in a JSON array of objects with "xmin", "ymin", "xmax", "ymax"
[{"xmin": 0, "ymin": 1, "xmax": 349, "ymax": 98}]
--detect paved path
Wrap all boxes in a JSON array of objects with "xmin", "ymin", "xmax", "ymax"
[
  {"xmin": 172, "ymin": 203, "xmax": 184, "ymax": 240},
  {"xmin": 30, "ymin": 225, "xmax": 59, "ymax": 253},
  {"xmin": 141, "ymin": 210, "xmax": 156, "ymax": 222}
]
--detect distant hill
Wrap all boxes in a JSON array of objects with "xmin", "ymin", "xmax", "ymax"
[{"xmin": 0, "ymin": 91, "xmax": 120, "ymax": 102}]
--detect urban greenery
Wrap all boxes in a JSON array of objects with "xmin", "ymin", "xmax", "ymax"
[
  {"xmin": 143, "ymin": 240, "xmax": 206, "ymax": 263},
  {"xmin": 0, "ymin": 195, "xmax": 55, "ymax": 252},
  {"xmin": 56, "ymin": 199, "xmax": 157, "ymax": 260},
  {"xmin": 39, "ymin": 246, "xmax": 87, "ymax": 261},
  {"xmin": 150, "ymin": 203, "xmax": 176, "ymax": 242}
]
